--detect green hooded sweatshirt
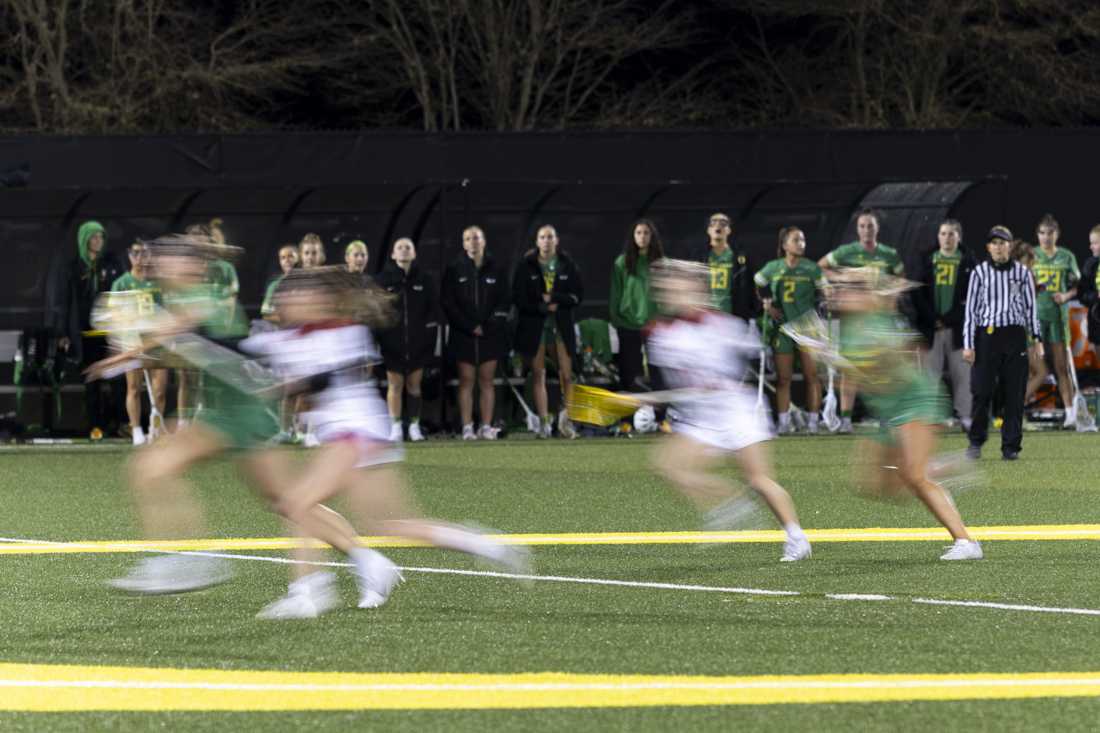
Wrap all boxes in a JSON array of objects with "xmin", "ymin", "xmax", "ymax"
[
  {"xmin": 609, "ymin": 253, "xmax": 656, "ymax": 330},
  {"xmin": 77, "ymin": 221, "xmax": 107, "ymax": 292}
]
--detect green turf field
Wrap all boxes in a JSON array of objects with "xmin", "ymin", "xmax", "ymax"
[{"xmin": 2, "ymin": 433, "xmax": 1100, "ymax": 730}]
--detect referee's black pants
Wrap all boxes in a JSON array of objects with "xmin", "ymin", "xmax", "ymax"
[{"xmin": 968, "ymin": 325, "xmax": 1028, "ymax": 455}]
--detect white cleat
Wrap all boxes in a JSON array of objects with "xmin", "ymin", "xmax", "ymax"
[
  {"xmin": 838, "ymin": 417, "xmax": 853, "ymax": 434},
  {"xmin": 536, "ymin": 422, "xmax": 552, "ymax": 440},
  {"xmin": 108, "ymin": 555, "xmax": 234, "ymax": 595},
  {"xmin": 780, "ymin": 536, "xmax": 812, "ymax": 562},
  {"xmin": 256, "ymin": 572, "xmax": 338, "ymax": 620},
  {"xmin": 1063, "ymin": 409, "xmax": 1077, "ymax": 429},
  {"xmin": 407, "ymin": 422, "xmax": 425, "ymax": 442},
  {"xmin": 939, "ymin": 539, "xmax": 983, "ymax": 561},
  {"xmin": 478, "ymin": 424, "xmax": 499, "ymax": 441},
  {"xmin": 462, "ymin": 424, "xmax": 477, "ymax": 441},
  {"xmin": 557, "ymin": 410, "xmax": 577, "ymax": 439},
  {"xmin": 356, "ymin": 552, "xmax": 404, "ymax": 609},
  {"xmin": 388, "ymin": 422, "xmax": 404, "ymax": 442}
]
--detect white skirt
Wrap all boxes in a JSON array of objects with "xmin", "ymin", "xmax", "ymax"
[{"xmin": 670, "ymin": 388, "xmax": 773, "ymax": 453}]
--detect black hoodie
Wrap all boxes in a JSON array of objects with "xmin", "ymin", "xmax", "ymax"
[{"xmin": 375, "ymin": 260, "xmax": 440, "ymax": 367}]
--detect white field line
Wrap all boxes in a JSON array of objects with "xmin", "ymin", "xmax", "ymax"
[
  {"xmin": 4, "ymin": 535, "xmax": 1100, "ymax": 619},
  {"xmin": 5, "ymin": 677, "xmax": 1100, "ymax": 693}
]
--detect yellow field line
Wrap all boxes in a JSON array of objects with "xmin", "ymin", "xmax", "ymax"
[
  {"xmin": 1, "ymin": 524, "xmax": 1099, "ymax": 555},
  {"xmin": 3, "ymin": 663, "xmax": 1100, "ymax": 711}
]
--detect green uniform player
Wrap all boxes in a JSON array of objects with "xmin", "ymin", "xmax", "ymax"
[
  {"xmin": 707, "ymin": 247, "xmax": 734, "ymax": 313},
  {"xmin": 164, "ymin": 284, "xmax": 278, "ymax": 449},
  {"xmin": 754, "ymin": 258, "xmax": 825, "ymax": 354},
  {"xmin": 110, "ymin": 271, "xmax": 162, "ymax": 304},
  {"xmin": 819, "ymin": 214, "xmax": 906, "ymax": 433},
  {"xmin": 931, "ymin": 249, "xmax": 962, "ymax": 318},
  {"xmin": 1032, "ymin": 246, "xmax": 1079, "ymax": 343},
  {"xmin": 839, "ymin": 310, "xmax": 946, "ymax": 443},
  {"xmin": 824, "ymin": 241, "xmax": 905, "ymax": 276}
]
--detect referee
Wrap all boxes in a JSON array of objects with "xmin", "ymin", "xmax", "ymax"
[{"xmin": 963, "ymin": 225, "xmax": 1042, "ymax": 460}]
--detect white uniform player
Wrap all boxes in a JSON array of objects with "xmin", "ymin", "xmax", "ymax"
[
  {"xmin": 242, "ymin": 322, "xmax": 400, "ymax": 467},
  {"xmin": 646, "ymin": 259, "xmax": 810, "ymax": 562},
  {"xmin": 647, "ymin": 310, "xmax": 772, "ymax": 452}
]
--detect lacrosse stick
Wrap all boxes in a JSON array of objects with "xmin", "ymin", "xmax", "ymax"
[
  {"xmin": 509, "ymin": 379, "xmax": 542, "ymax": 433},
  {"xmin": 755, "ymin": 349, "xmax": 767, "ymax": 416},
  {"xmin": 142, "ymin": 368, "xmax": 165, "ymax": 441},
  {"xmin": 1066, "ymin": 342, "xmax": 1097, "ymax": 432}
]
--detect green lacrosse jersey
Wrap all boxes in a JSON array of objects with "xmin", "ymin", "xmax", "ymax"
[
  {"xmin": 260, "ymin": 275, "xmax": 283, "ymax": 317},
  {"xmin": 206, "ymin": 258, "xmax": 240, "ymax": 300},
  {"xmin": 753, "ymin": 258, "xmax": 824, "ymax": 322},
  {"xmin": 707, "ymin": 247, "xmax": 734, "ymax": 312},
  {"xmin": 164, "ymin": 283, "xmax": 247, "ymax": 341},
  {"xmin": 110, "ymin": 272, "xmax": 163, "ymax": 306},
  {"xmin": 1033, "ymin": 247, "xmax": 1080, "ymax": 322},
  {"xmin": 931, "ymin": 250, "xmax": 962, "ymax": 316},
  {"xmin": 825, "ymin": 242, "xmax": 904, "ymax": 276}
]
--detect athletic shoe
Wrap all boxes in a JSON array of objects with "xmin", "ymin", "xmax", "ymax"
[
  {"xmin": 108, "ymin": 555, "xmax": 234, "ymax": 595},
  {"xmin": 536, "ymin": 422, "xmax": 552, "ymax": 439},
  {"xmin": 1002, "ymin": 451, "xmax": 1019, "ymax": 461},
  {"xmin": 776, "ymin": 416, "xmax": 792, "ymax": 435},
  {"xmin": 355, "ymin": 552, "xmax": 404, "ymax": 609},
  {"xmin": 780, "ymin": 535, "xmax": 812, "ymax": 562},
  {"xmin": 1063, "ymin": 408, "xmax": 1077, "ymax": 429},
  {"xmin": 557, "ymin": 410, "xmax": 577, "ymax": 439},
  {"xmin": 462, "ymin": 424, "xmax": 477, "ymax": 441},
  {"xmin": 965, "ymin": 444, "xmax": 981, "ymax": 461},
  {"xmin": 388, "ymin": 422, "xmax": 404, "ymax": 442},
  {"xmin": 807, "ymin": 416, "xmax": 820, "ymax": 434},
  {"xmin": 838, "ymin": 417, "xmax": 853, "ymax": 434},
  {"xmin": 132, "ymin": 427, "xmax": 146, "ymax": 446},
  {"xmin": 408, "ymin": 423, "xmax": 425, "ymax": 442},
  {"xmin": 302, "ymin": 432, "xmax": 320, "ymax": 448},
  {"xmin": 939, "ymin": 539, "xmax": 983, "ymax": 561},
  {"xmin": 256, "ymin": 572, "xmax": 338, "ymax": 620},
  {"xmin": 484, "ymin": 542, "xmax": 534, "ymax": 577},
  {"xmin": 478, "ymin": 424, "xmax": 499, "ymax": 440}
]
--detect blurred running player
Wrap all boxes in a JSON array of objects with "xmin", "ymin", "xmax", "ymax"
[
  {"xmin": 828, "ymin": 268, "xmax": 982, "ymax": 560},
  {"xmin": 647, "ymin": 259, "xmax": 811, "ymax": 562},
  {"xmin": 244, "ymin": 267, "xmax": 530, "ymax": 618}
]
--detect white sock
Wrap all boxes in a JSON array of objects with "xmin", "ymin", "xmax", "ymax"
[
  {"xmin": 808, "ymin": 413, "xmax": 819, "ymax": 428},
  {"xmin": 423, "ymin": 524, "xmax": 498, "ymax": 560},
  {"xmin": 783, "ymin": 522, "xmax": 806, "ymax": 541},
  {"xmin": 1067, "ymin": 405, "xmax": 1077, "ymax": 420},
  {"xmin": 778, "ymin": 412, "xmax": 791, "ymax": 427},
  {"xmin": 349, "ymin": 547, "xmax": 386, "ymax": 576}
]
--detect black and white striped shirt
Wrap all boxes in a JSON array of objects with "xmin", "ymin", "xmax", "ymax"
[{"xmin": 963, "ymin": 260, "xmax": 1040, "ymax": 350}]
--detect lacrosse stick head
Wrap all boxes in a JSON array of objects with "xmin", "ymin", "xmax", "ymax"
[
  {"xmin": 567, "ymin": 385, "xmax": 641, "ymax": 427},
  {"xmin": 780, "ymin": 311, "xmax": 853, "ymax": 372},
  {"xmin": 1074, "ymin": 394, "xmax": 1098, "ymax": 432}
]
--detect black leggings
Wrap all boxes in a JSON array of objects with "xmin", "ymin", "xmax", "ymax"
[{"xmin": 617, "ymin": 327, "xmax": 646, "ymax": 392}]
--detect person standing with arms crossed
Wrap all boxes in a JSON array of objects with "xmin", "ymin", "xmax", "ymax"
[
  {"xmin": 819, "ymin": 209, "xmax": 905, "ymax": 433},
  {"xmin": 964, "ymin": 226, "xmax": 1042, "ymax": 461}
]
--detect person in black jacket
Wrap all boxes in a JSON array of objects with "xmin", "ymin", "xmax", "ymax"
[
  {"xmin": 46, "ymin": 220, "xmax": 123, "ymax": 439},
  {"xmin": 377, "ymin": 238, "xmax": 439, "ymax": 442},
  {"xmin": 513, "ymin": 225, "xmax": 584, "ymax": 439},
  {"xmin": 914, "ymin": 219, "xmax": 977, "ymax": 430},
  {"xmin": 440, "ymin": 226, "xmax": 511, "ymax": 440},
  {"xmin": 1082, "ymin": 225, "xmax": 1100, "ymax": 347}
]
